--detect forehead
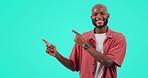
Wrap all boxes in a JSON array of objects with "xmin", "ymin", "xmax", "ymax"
[{"xmin": 92, "ymin": 5, "xmax": 107, "ymax": 13}]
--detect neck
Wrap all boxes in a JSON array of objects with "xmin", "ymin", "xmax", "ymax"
[{"xmin": 94, "ymin": 26, "xmax": 108, "ymax": 34}]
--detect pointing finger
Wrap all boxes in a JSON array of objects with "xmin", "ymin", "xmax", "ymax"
[
  {"xmin": 42, "ymin": 38, "xmax": 48, "ymax": 44},
  {"xmin": 72, "ymin": 30, "xmax": 81, "ymax": 35},
  {"xmin": 42, "ymin": 38, "xmax": 51, "ymax": 46}
]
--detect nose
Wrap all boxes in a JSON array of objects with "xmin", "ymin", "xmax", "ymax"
[{"xmin": 95, "ymin": 14, "xmax": 102, "ymax": 20}]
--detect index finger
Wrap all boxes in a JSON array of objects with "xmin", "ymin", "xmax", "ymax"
[
  {"xmin": 42, "ymin": 38, "xmax": 49, "ymax": 44},
  {"xmin": 72, "ymin": 30, "xmax": 81, "ymax": 35}
]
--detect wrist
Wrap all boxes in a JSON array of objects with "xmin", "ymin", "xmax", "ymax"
[
  {"xmin": 83, "ymin": 43, "xmax": 90, "ymax": 50},
  {"xmin": 54, "ymin": 51, "xmax": 59, "ymax": 58}
]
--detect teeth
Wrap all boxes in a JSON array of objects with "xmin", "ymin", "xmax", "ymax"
[{"xmin": 96, "ymin": 20, "xmax": 103, "ymax": 22}]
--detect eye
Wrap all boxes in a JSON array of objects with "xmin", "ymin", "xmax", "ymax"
[
  {"xmin": 100, "ymin": 12, "xmax": 105, "ymax": 15},
  {"xmin": 93, "ymin": 13, "xmax": 97, "ymax": 16}
]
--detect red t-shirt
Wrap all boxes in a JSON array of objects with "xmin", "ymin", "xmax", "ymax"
[{"xmin": 69, "ymin": 28, "xmax": 126, "ymax": 78}]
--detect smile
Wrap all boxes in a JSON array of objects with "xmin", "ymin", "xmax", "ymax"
[{"xmin": 95, "ymin": 19, "xmax": 104, "ymax": 24}]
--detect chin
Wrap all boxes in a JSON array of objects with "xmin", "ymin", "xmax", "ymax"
[
  {"xmin": 95, "ymin": 24, "xmax": 106, "ymax": 28},
  {"xmin": 96, "ymin": 24, "xmax": 104, "ymax": 27}
]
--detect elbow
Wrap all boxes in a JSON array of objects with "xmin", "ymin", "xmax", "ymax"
[
  {"xmin": 70, "ymin": 68, "xmax": 75, "ymax": 71},
  {"xmin": 68, "ymin": 61, "xmax": 79, "ymax": 72},
  {"xmin": 69, "ymin": 67, "xmax": 79, "ymax": 72},
  {"xmin": 68, "ymin": 62, "xmax": 75, "ymax": 71}
]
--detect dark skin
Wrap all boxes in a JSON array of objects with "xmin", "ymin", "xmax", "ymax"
[
  {"xmin": 91, "ymin": 4, "xmax": 110, "ymax": 33},
  {"xmin": 42, "ymin": 39, "xmax": 75, "ymax": 71},
  {"xmin": 43, "ymin": 4, "xmax": 114, "ymax": 71}
]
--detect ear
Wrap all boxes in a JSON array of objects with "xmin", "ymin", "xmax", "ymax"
[
  {"xmin": 90, "ymin": 16, "xmax": 95, "ymax": 19},
  {"xmin": 90, "ymin": 16, "xmax": 92, "ymax": 19},
  {"xmin": 107, "ymin": 13, "xmax": 110, "ymax": 18}
]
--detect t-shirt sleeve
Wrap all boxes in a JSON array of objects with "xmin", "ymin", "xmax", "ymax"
[
  {"xmin": 69, "ymin": 44, "xmax": 80, "ymax": 71},
  {"xmin": 107, "ymin": 34, "xmax": 126, "ymax": 67}
]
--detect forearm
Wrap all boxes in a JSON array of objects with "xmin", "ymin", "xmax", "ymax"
[
  {"xmin": 86, "ymin": 46, "xmax": 113, "ymax": 67},
  {"xmin": 55, "ymin": 52, "xmax": 75, "ymax": 71}
]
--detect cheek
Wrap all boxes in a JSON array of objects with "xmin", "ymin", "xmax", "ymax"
[
  {"xmin": 104, "ymin": 15, "xmax": 109, "ymax": 19},
  {"xmin": 102, "ymin": 16, "xmax": 108, "ymax": 21},
  {"xmin": 91, "ymin": 16, "xmax": 96, "ymax": 19}
]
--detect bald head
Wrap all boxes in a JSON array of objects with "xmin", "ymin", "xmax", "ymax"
[{"xmin": 92, "ymin": 4, "xmax": 108, "ymax": 13}]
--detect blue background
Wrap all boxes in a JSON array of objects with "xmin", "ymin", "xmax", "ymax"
[{"xmin": 0, "ymin": 0, "xmax": 148, "ymax": 78}]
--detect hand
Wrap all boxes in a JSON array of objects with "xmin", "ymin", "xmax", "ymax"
[
  {"xmin": 42, "ymin": 38, "xmax": 57, "ymax": 57},
  {"xmin": 72, "ymin": 30, "xmax": 86, "ymax": 47}
]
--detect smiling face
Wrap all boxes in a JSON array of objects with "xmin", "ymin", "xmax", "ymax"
[{"xmin": 91, "ymin": 4, "xmax": 110, "ymax": 28}]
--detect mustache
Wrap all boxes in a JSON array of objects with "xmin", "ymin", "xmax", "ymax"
[{"xmin": 92, "ymin": 19, "xmax": 108, "ymax": 28}]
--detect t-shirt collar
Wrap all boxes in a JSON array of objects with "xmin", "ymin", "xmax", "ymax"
[{"xmin": 88, "ymin": 27, "xmax": 113, "ymax": 41}]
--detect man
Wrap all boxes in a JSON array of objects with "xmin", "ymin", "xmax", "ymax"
[{"xmin": 43, "ymin": 4, "xmax": 126, "ymax": 78}]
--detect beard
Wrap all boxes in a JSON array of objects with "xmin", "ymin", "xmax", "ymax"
[{"xmin": 92, "ymin": 19, "xmax": 108, "ymax": 28}]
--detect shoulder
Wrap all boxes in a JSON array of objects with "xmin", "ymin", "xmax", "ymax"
[
  {"xmin": 77, "ymin": 30, "xmax": 94, "ymax": 40},
  {"xmin": 111, "ymin": 30, "xmax": 126, "ymax": 41}
]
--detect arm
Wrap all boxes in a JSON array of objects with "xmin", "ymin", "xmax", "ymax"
[
  {"xmin": 85, "ymin": 46, "xmax": 113, "ymax": 67},
  {"xmin": 42, "ymin": 39, "xmax": 75, "ymax": 71},
  {"xmin": 54, "ymin": 52, "xmax": 75, "ymax": 71},
  {"xmin": 72, "ymin": 30, "xmax": 113, "ymax": 67},
  {"xmin": 86, "ymin": 35, "xmax": 126, "ymax": 67}
]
